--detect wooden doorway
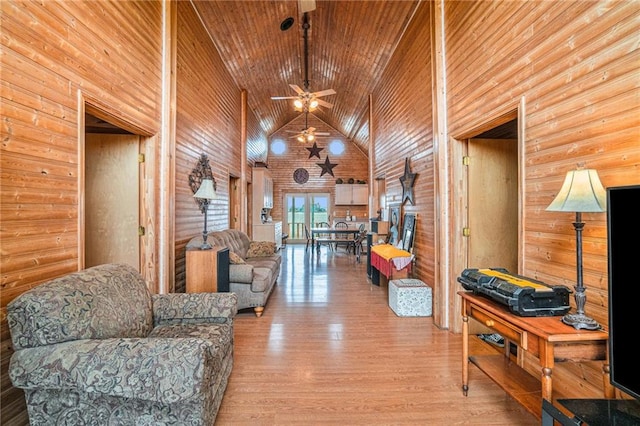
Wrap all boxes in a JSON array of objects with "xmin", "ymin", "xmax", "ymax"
[
  {"xmin": 448, "ymin": 111, "xmax": 523, "ymax": 333},
  {"xmin": 467, "ymin": 137, "xmax": 518, "ymax": 272},
  {"xmin": 229, "ymin": 175, "xmax": 240, "ymax": 230},
  {"xmin": 83, "ymin": 112, "xmax": 145, "ymax": 272},
  {"xmin": 85, "ymin": 132, "xmax": 141, "ymax": 269}
]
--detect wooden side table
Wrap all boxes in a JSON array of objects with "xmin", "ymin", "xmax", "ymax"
[
  {"xmin": 459, "ymin": 291, "xmax": 611, "ymax": 419},
  {"xmin": 186, "ymin": 246, "xmax": 230, "ymax": 293}
]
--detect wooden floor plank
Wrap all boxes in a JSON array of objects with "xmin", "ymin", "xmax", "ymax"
[{"xmin": 215, "ymin": 244, "xmax": 537, "ymax": 425}]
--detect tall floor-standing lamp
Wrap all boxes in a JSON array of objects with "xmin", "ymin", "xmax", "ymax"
[
  {"xmin": 546, "ymin": 168, "xmax": 606, "ymax": 330},
  {"xmin": 193, "ymin": 178, "xmax": 217, "ymax": 250}
]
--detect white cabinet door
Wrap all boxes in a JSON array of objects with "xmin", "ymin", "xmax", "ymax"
[
  {"xmin": 335, "ymin": 185, "xmax": 352, "ymax": 205},
  {"xmin": 351, "ymin": 185, "xmax": 368, "ymax": 205},
  {"xmin": 335, "ymin": 184, "xmax": 368, "ymax": 205}
]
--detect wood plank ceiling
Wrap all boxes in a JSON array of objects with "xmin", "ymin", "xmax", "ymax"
[{"xmin": 192, "ymin": 0, "xmax": 421, "ymax": 155}]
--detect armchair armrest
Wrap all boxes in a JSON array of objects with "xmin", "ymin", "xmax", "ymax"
[
  {"xmin": 9, "ymin": 337, "xmax": 219, "ymax": 404},
  {"xmin": 152, "ymin": 293, "xmax": 237, "ymax": 326}
]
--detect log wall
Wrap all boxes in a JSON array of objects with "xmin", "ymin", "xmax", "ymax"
[
  {"xmin": 443, "ymin": 0, "xmax": 639, "ymax": 332},
  {"xmin": 173, "ymin": 2, "xmax": 246, "ymax": 293},
  {"xmin": 0, "ymin": 2, "xmax": 164, "ymax": 423},
  {"xmin": 370, "ymin": 2, "xmax": 436, "ymax": 311},
  {"xmin": 370, "ymin": 0, "xmax": 638, "ymax": 400}
]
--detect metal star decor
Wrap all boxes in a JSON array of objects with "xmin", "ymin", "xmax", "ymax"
[
  {"xmin": 317, "ymin": 156, "xmax": 337, "ymax": 177},
  {"xmin": 399, "ymin": 157, "xmax": 417, "ymax": 205},
  {"xmin": 306, "ymin": 142, "xmax": 323, "ymax": 159}
]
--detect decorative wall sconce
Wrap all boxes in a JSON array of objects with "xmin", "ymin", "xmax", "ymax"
[
  {"xmin": 546, "ymin": 167, "xmax": 606, "ymax": 330},
  {"xmin": 189, "ymin": 154, "xmax": 217, "ymax": 250}
]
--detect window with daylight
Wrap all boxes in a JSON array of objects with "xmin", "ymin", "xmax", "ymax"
[
  {"xmin": 328, "ymin": 140, "xmax": 345, "ymax": 155},
  {"xmin": 271, "ymin": 139, "xmax": 286, "ymax": 155}
]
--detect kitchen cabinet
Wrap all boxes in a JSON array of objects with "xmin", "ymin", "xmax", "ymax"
[
  {"xmin": 335, "ymin": 184, "xmax": 367, "ymax": 205},
  {"xmin": 253, "ymin": 221, "xmax": 282, "ymax": 250},
  {"xmin": 252, "ymin": 167, "xmax": 274, "ymax": 225}
]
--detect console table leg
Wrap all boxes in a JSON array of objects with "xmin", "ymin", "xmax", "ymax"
[
  {"xmin": 462, "ymin": 314, "xmax": 469, "ymax": 396},
  {"xmin": 540, "ymin": 340, "xmax": 555, "ymax": 401}
]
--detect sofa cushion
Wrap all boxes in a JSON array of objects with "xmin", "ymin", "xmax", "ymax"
[
  {"xmin": 229, "ymin": 252, "xmax": 245, "ymax": 264},
  {"xmin": 246, "ymin": 241, "xmax": 276, "ymax": 257},
  {"xmin": 7, "ymin": 264, "xmax": 153, "ymax": 350},
  {"xmin": 9, "ymin": 336, "xmax": 221, "ymax": 404},
  {"xmin": 246, "ymin": 256, "xmax": 280, "ymax": 271}
]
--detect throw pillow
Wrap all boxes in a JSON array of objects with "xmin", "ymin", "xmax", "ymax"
[
  {"xmin": 229, "ymin": 252, "xmax": 245, "ymax": 264},
  {"xmin": 246, "ymin": 241, "xmax": 276, "ymax": 257}
]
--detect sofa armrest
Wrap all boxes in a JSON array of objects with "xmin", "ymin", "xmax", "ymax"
[
  {"xmin": 9, "ymin": 337, "xmax": 218, "ymax": 404},
  {"xmin": 229, "ymin": 263, "xmax": 254, "ymax": 284},
  {"xmin": 152, "ymin": 293, "xmax": 237, "ymax": 326}
]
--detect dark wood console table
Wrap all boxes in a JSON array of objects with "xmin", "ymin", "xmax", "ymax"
[{"xmin": 460, "ymin": 291, "xmax": 612, "ymax": 419}]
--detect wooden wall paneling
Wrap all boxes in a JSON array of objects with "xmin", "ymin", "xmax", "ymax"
[
  {"xmin": 443, "ymin": 0, "xmax": 639, "ymax": 399},
  {"xmin": 267, "ymin": 112, "xmax": 369, "ymax": 224},
  {"xmin": 1, "ymin": 1, "xmax": 164, "ymax": 423},
  {"xmin": 371, "ymin": 2, "xmax": 435, "ymax": 315},
  {"xmin": 173, "ymin": 2, "xmax": 245, "ymax": 293}
]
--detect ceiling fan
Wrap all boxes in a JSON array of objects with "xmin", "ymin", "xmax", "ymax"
[
  {"xmin": 286, "ymin": 113, "xmax": 330, "ymax": 142},
  {"xmin": 271, "ymin": 11, "xmax": 335, "ymax": 112}
]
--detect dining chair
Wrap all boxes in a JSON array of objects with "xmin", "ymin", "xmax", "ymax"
[
  {"xmin": 304, "ymin": 225, "xmax": 312, "ymax": 251},
  {"xmin": 333, "ymin": 221, "xmax": 350, "ymax": 251},
  {"xmin": 315, "ymin": 222, "xmax": 333, "ymax": 251},
  {"xmin": 349, "ymin": 229, "xmax": 368, "ymax": 263}
]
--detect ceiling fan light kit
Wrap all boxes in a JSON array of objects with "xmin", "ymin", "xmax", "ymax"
[{"xmin": 271, "ymin": 10, "xmax": 335, "ymax": 115}]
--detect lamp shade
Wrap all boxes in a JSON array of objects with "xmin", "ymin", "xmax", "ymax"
[
  {"xmin": 193, "ymin": 178, "xmax": 216, "ymax": 200},
  {"xmin": 546, "ymin": 169, "xmax": 606, "ymax": 213}
]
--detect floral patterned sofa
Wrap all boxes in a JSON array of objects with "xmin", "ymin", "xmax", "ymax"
[
  {"xmin": 187, "ymin": 229, "xmax": 281, "ymax": 317},
  {"xmin": 7, "ymin": 263, "xmax": 237, "ymax": 425}
]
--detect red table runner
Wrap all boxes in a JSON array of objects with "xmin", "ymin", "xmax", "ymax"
[{"xmin": 370, "ymin": 245, "xmax": 412, "ymax": 278}]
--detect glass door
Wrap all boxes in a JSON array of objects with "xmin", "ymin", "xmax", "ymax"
[{"xmin": 285, "ymin": 193, "xmax": 330, "ymax": 243}]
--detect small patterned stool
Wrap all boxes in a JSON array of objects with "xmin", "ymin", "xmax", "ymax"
[{"xmin": 389, "ymin": 279, "xmax": 432, "ymax": 317}]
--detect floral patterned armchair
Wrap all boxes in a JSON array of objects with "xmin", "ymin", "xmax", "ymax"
[{"xmin": 7, "ymin": 263, "xmax": 237, "ymax": 425}]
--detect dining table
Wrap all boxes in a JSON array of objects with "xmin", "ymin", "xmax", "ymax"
[{"xmin": 310, "ymin": 227, "xmax": 360, "ymax": 252}]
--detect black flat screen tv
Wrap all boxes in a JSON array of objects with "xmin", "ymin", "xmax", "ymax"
[{"xmin": 607, "ymin": 184, "xmax": 640, "ymax": 400}]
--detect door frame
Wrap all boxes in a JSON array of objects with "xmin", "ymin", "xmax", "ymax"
[
  {"xmin": 79, "ymin": 94, "xmax": 160, "ymax": 289},
  {"xmin": 446, "ymin": 99, "xmax": 525, "ymax": 333},
  {"xmin": 284, "ymin": 192, "xmax": 331, "ymax": 243}
]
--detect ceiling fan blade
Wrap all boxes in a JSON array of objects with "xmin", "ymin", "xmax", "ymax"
[
  {"xmin": 307, "ymin": 127, "xmax": 316, "ymax": 132},
  {"xmin": 289, "ymin": 84, "xmax": 305, "ymax": 95},
  {"xmin": 315, "ymin": 132, "xmax": 330, "ymax": 136},
  {"xmin": 312, "ymin": 88, "xmax": 336, "ymax": 97},
  {"xmin": 271, "ymin": 96, "xmax": 298, "ymax": 100},
  {"xmin": 316, "ymin": 99, "xmax": 333, "ymax": 109},
  {"xmin": 299, "ymin": 0, "xmax": 316, "ymax": 13}
]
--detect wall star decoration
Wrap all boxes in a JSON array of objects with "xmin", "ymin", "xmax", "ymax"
[
  {"xmin": 306, "ymin": 142, "xmax": 323, "ymax": 159},
  {"xmin": 399, "ymin": 157, "xmax": 417, "ymax": 205},
  {"xmin": 317, "ymin": 156, "xmax": 337, "ymax": 177}
]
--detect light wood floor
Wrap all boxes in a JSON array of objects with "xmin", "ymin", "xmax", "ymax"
[{"xmin": 215, "ymin": 244, "xmax": 537, "ymax": 425}]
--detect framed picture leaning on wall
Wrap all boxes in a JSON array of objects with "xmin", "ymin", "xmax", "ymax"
[{"xmin": 387, "ymin": 203, "xmax": 402, "ymax": 246}]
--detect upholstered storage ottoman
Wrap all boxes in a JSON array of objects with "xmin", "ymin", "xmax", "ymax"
[{"xmin": 389, "ymin": 279, "xmax": 432, "ymax": 317}]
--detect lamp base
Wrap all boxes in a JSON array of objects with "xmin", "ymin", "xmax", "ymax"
[
  {"xmin": 200, "ymin": 241, "xmax": 213, "ymax": 250},
  {"xmin": 562, "ymin": 313, "xmax": 600, "ymax": 330}
]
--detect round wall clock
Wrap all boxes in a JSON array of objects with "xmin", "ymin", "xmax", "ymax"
[{"xmin": 293, "ymin": 168, "xmax": 309, "ymax": 184}]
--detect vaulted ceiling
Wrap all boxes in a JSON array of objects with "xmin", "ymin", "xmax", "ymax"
[{"xmin": 192, "ymin": 0, "xmax": 421, "ymax": 153}]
